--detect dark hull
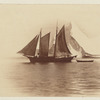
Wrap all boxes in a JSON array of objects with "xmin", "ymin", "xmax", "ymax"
[{"xmin": 27, "ymin": 56, "xmax": 74, "ymax": 63}]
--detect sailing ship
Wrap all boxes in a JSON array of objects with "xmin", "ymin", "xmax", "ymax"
[{"xmin": 18, "ymin": 25, "xmax": 76, "ymax": 62}]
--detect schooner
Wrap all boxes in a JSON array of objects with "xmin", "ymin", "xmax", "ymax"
[{"xmin": 18, "ymin": 25, "xmax": 76, "ymax": 62}]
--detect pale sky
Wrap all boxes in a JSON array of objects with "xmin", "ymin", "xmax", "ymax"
[{"xmin": 0, "ymin": 4, "xmax": 100, "ymax": 57}]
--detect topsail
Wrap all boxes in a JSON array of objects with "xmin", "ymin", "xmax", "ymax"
[{"xmin": 18, "ymin": 35, "xmax": 39, "ymax": 56}]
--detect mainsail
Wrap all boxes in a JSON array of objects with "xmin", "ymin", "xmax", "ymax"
[
  {"xmin": 55, "ymin": 25, "xmax": 71, "ymax": 57},
  {"xmin": 18, "ymin": 35, "xmax": 39, "ymax": 56},
  {"xmin": 39, "ymin": 33, "xmax": 50, "ymax": 57}
]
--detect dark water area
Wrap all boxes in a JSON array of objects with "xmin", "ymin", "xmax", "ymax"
[{"xmin": 1, "ymin": 56, "xmax": 100, "ymax": 96}]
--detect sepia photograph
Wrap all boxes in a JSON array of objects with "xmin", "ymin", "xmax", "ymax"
[{"xmin": 0, "ymin": 4, "xmax": 100, "ymax": 98}]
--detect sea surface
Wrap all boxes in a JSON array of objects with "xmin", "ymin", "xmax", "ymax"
[{"xmin": 1, "ymin": 55, "xmax": 100, "ymax": 97}]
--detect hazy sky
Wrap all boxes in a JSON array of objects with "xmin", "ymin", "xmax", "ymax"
[{"xmin": 0, "ymin": 4, "xmax": 100, "ymax": 57}]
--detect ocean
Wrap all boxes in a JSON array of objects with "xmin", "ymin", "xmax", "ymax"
[{"xmin": 0, "ymin": 55, "xmax": 100, "ymax": 97}]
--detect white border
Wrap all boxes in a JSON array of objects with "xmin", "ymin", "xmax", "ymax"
[
  {"xmin": 0, "ymin": 0, "xmax": 100, "ymax": 4},
  {"xmin": 0, "ymin": 97, "xmax": 100, "ymax": 100},
  {"xmin": 0, "ymin": 0, "xmax": 100, "ymax": 100}
]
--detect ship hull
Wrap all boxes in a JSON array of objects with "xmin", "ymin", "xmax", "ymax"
[{"xmin": 27, "ymin": 56, "xmax": 74, "ymax": 63}]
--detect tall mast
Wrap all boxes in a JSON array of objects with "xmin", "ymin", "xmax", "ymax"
[
  {"xmin": 54, "ymin": 22, "xmax": 58, "ymax": 58},
  {"xmin": 39, "ymin": 29, "xmax": 42, "ymax": 57}
]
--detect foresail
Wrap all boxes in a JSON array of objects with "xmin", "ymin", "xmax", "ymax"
[
  {"xmin": 55, "ymin": 25, "xmax": 71, "ymax": 57},
  {"xmin": 18, "ymin": 35, "xmax": 39, "ymax": 56},
  {"xmin": 39, "ymin": 33, "xmax": 50, "ymax": 57}
]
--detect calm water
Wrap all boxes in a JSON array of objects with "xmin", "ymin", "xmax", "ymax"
[{"xmin": 1, "ymin": 56, "xmax": 100, "ymax": 96}]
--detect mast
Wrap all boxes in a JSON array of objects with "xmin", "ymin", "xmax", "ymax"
[
  {"xmin": 54, "ymin": 22, "xmax": 58, "ymax": 58},
  {"xmin": 39, "ymin": 29, "xmax": 42, "ymax": 57}
]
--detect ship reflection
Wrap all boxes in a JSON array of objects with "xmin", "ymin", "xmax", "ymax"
[{"xmin": 10, "ymin": 62, "xmax": 100, "ymax": 96}]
